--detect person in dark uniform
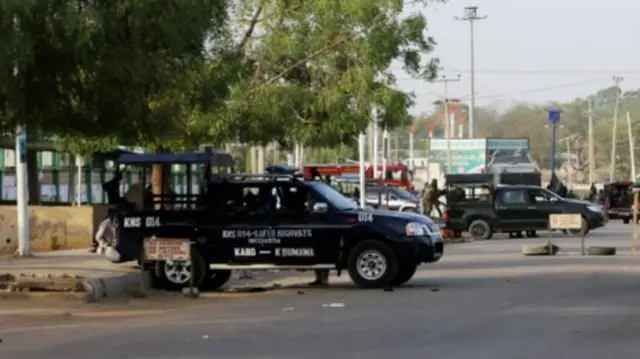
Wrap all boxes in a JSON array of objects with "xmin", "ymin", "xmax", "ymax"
[
  {"xmin": 588, "ymin": 183, "xmax": 597, "ymax": 202},
  {"xmin": 557, "ymin": 182, "xmax": 568, "ymax": 197}
]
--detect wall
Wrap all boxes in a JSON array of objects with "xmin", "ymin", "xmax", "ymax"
[{"xmin": 0, "ymin": 205, "xmax": 97, "ymax": 254}]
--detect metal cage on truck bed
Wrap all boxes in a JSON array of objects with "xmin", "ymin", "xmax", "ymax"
[{"xmin": 116, "ymin": 150, "xmax": 234, "ymax": 211}]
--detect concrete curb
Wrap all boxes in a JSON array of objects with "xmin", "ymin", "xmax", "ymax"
[{"xmin": 82, "ymin": 271, "xmax": 151, "ymax": 302}]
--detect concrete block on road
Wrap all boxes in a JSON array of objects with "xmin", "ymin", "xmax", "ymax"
[{"xmin": 83, "ymin": 271, "xmax": 151, "ymax": 302}]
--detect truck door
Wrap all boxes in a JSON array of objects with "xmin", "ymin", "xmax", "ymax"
[
  {"xmin": 526, "ymin": 188, "xmax": 563, "ymax": 228},
  {"xmin": 494, "ymin": 188, "xmax": 536, "ymax": 230},
  {"xmin": 215, "ymin": 182, "xmax": 277, "ymax": 265},
  {"xmin": 269, "ymin": 182, "xmax": 342, "ymax": 267}
]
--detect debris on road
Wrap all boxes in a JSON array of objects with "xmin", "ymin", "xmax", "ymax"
[
  {"xmin": 1, "ymin": 273, "xmax": 84, "ymax": 293},
  {"xmin": 587, "ymin": 246, "xmax": 617, "ymax": 256},
  {"xmin": 323, "ymin": 303, "xmax": 344, "ymax": 308}
]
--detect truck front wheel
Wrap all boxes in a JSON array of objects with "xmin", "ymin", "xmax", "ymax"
[
  {"xmin": 347, "ymin": 240, "xmax": 399, "ymax": 289},
  {"xmin": 390, "ymin": 263, "xmax": 418, "ymax": 286},
  {"xmin": 468, "ymin": 219, "xmax": 493, "ymax": 240}
]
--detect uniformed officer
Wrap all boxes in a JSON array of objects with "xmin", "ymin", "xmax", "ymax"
[{"xmin": 422, "ymin": 179, "xmax": 441, "ymax": 217}]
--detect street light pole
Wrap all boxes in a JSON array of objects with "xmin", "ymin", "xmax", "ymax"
[
  {"xmin": 548, "ymin": 110, "xmax": 561, "ymax": 182},
  {"xmin": 588, "ymin": 101, "xmax": 595, "ymax": 184},
  {"xmin": 433, "ymin": 73, "xmax": 461, "ymax": 173},
  {"xmin": 456, "ymin": 6, "xmax": 487, "ymax": 139},
  {"xmin": 610, "ymin": 76, "xmax": 623, "ymax": 180}
]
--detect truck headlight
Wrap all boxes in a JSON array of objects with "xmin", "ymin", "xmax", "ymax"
[
  {"xmin": 406, "ymin": 222, "xmax": 425, "ymax": 236},
  {"xmin": 406, "ymin": 222, "xmax": 429, "ymax": 236},
  {"xmin": 587, "ymin": 205, "xmax": 603, "ymax": 213}
]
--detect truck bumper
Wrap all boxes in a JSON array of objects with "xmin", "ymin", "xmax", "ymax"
[
  {"xmin": 587, "ymin": 213, "xmax": 608, "ymax": 229},
  {"xmin": 398, "ymin": 236, "xmax": 443, "ymax": 263}
]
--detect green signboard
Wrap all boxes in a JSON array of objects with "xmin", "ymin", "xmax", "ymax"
[
  {"xmin": 430, "ymin": 149, "xmax": 486, "ymax": 174},
  {"xmin": 429, "ymin": 138, "xmax": 530, "ymax": 174},
  {"xmin": 429, "ymin": 139, "xmax": 486, "ymax": 174},
  {"xmin": 486, "ymin": 138, "xmax": 529, "ymax": 150}
]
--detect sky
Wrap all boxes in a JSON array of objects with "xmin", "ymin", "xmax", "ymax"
[{"xmin": 394, "ymin": 0, "xmax": 640, "ymax": 115}]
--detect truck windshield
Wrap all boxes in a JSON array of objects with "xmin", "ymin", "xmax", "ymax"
[{"xmin": 308, "ymin": 182, "xmax": 358, "ymax": 210}]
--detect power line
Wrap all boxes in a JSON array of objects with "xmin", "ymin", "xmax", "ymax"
[
  {"xmin": 433, "ymin": 69, "xmax": 640, "ymax": 75},
  {"xmin": 468, "ymin": 79, "xmax": 612, "ymax": 100}
]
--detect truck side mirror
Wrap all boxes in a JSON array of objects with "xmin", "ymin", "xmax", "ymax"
[{"xmin": 312, "ymin": 202, "xmax": 328, "ymax": 213}]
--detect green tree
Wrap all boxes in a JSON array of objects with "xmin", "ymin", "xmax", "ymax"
[
  {"xmin": 0, "ymin": 0, "xmax": 233, "ymax": 152},
  {"xmin": 224, "ymin": 0, "xmax": 439, "ymax": 149}
]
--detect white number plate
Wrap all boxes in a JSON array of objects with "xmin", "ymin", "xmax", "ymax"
[
  {"xmin": 143, "ymin": 238, "xmax": 191, "ymax": 261},
  {"xmin": 548, "ymin": 214, "xmax": 582, "ymax": 230}
]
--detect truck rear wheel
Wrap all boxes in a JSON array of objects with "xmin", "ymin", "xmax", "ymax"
[
  {"xmin": 468, "ymin": 219, "xmax": 493, "ymax": 240},
  {"xmin": 153, "ymin": 249, "xmax": 207, "ymax": 291},
  {"xmin": 390, "ymin": 263, "xmax": 418, "ymax": 286},
  {"xmin": 201, "ymin": 270, "xmax": 232, "ymax": 290},
  {"xmin": 347, "ymin": 240, "xmax": 398, "ymax": 289},
  {"xmin": 623, "ymin": 218, "xmax": 630, "ymax": 224}
]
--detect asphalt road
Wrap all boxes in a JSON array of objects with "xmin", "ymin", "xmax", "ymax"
[{"xmin": 3, "ymin": 222, "xmax": 640, "ymax": 359}]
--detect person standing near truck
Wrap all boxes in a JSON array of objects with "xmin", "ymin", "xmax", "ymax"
[{"xmin": 422, "ymin": 179, "xmax": 442, "ymax": 217}]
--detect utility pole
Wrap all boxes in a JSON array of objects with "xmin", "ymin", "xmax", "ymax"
[
  {"xmin": 456, "ymin": 6, "xmax": 487, "ymax": 139},
  {"xmin": 14, "ymin": 15, "xmax": 29, "ymax": 257},
  {"xmin": 610, "ymin": 76, "xmax": 623, "ymax": 180},
  {"xmin": 408, "ymin": 125, "xmax": 415, "ymax": 171},
  {"xmin": 358, "ymin": 133, "xmax": 366, "ymax": 208},
  {"xmin": 382, "ymin": 128, "xmax": 389, "ymax": 177},
  {"xmin": 566, "ymin": 139, "xmax": 572, "ymax": 190},
  {"xmin": 433, "ymin": 73, "xmax": 461, "ymax": 173},
  {"xmin": 372, "ymin": 117, "xmax": 379, "ymax": 178},
  {"xmin": 626, "ymin": 111, "xmax": 636, "ymax": 181},
  {"xmin": 588, "ymin": 101, "xmax": 595, "ymax": 184}
]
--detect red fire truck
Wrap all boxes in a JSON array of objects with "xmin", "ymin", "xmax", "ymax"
[{"xmin": 302, "ymin": 163, "xmax": 414, "ymax": 191}]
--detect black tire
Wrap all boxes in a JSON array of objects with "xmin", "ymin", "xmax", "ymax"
[
  {"xmin": 623, "ymin": 218, "xmax": 630, "ymax": 224},
  {"xmin": 153, "ymin": 249, "xmax": 207, "ymax": 291},
  {"xmin": 200, "ymin": 270, "xmax": 232, "ymax": 290},
  {"xmin": 586, "ymin": 246, "xmax": 616, "ymax": 256},
  {"xmin": 390, "ymin": 263, "xmax": 418, "ymax": 286},
  {"xmin": 347, "ymin": 240, "xmax": 399, "ymax": 289},
  {"xmin": 468, "ymin": 219, "xmax": 492, "ymax": 240},
  {"xmin": 566, "ymin": 218, "xmax": 589, "ymax": 237}
]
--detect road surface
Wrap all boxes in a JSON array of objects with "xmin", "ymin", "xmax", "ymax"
[{"xmin": 2, "ymin": 222, "xmax": 640, "ymax": 359}]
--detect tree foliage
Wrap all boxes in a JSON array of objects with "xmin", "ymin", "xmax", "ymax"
[
  {"xmin": 0, "ymin": 0, "xmax": 441, "ymax": 154},
  {"xmin": 224, "ymin": 0, "xmax": 439, "ymax": 149},
  {"xmin": 0, "ymin": 0, "xmax": 233, "ymax": 153}
]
